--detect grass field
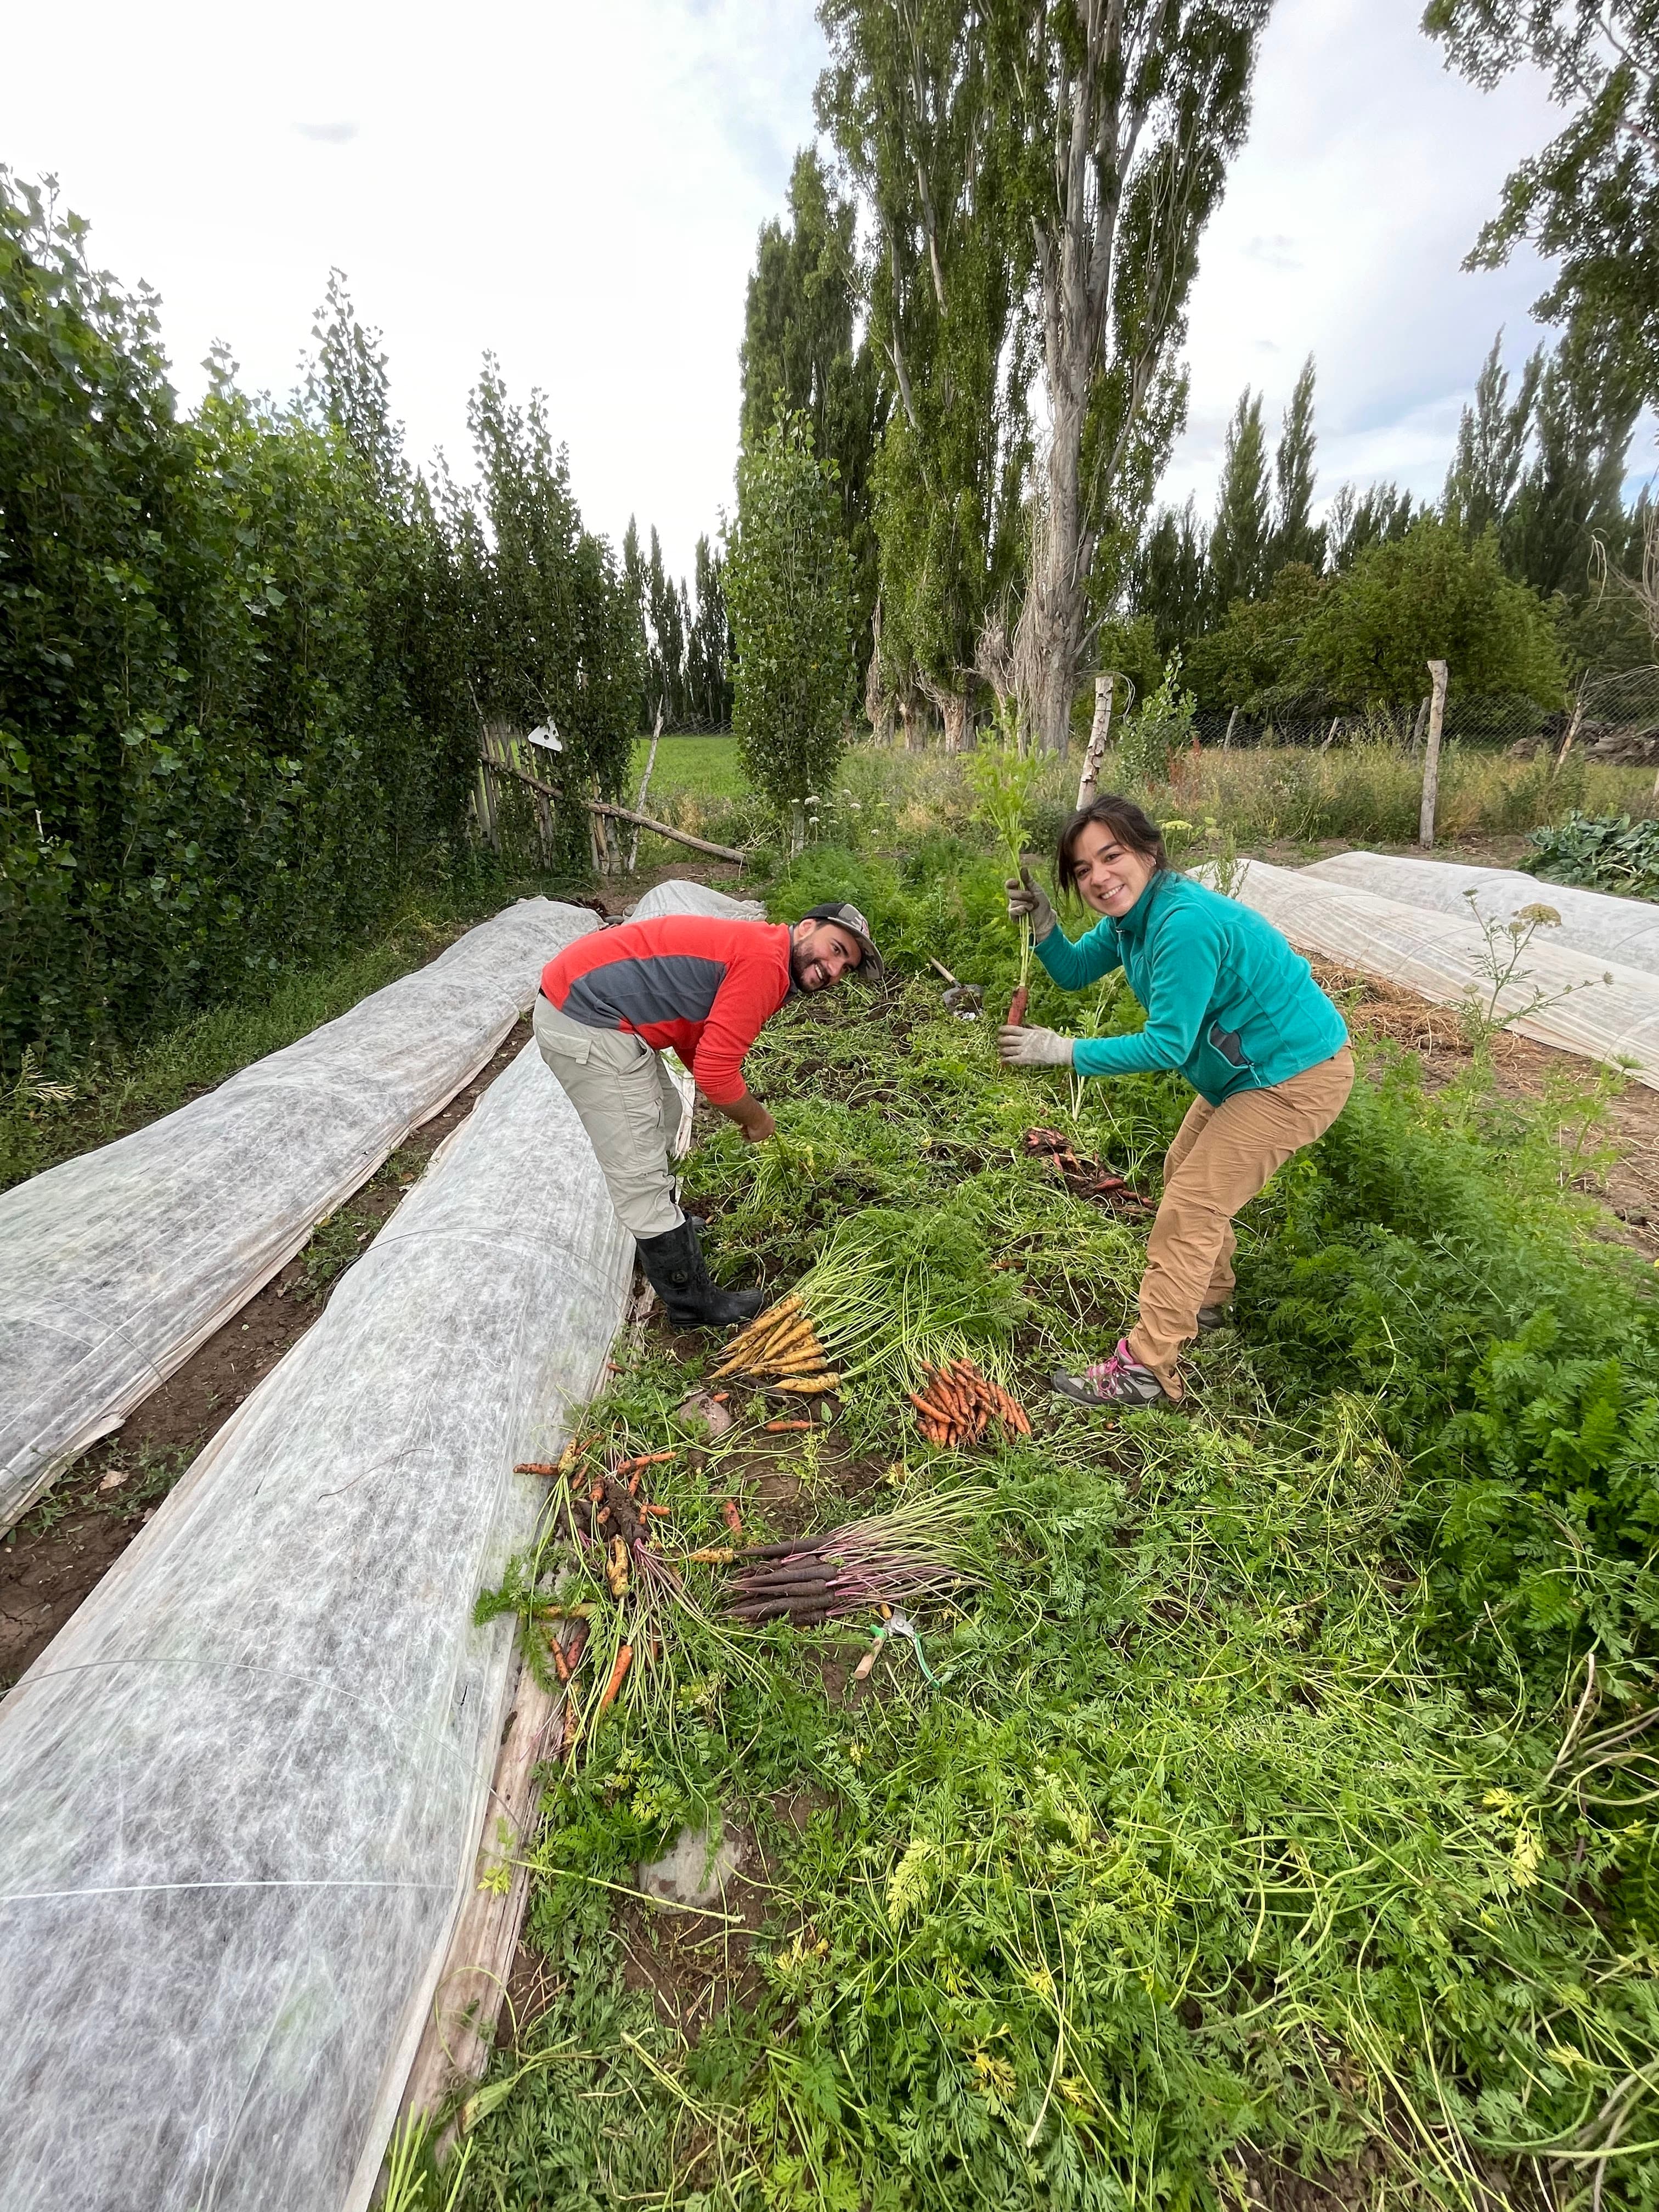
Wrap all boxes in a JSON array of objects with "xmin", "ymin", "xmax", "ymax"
[
  {"xmin": 631, "ymin": 735, "xmax": 753, "ymax": 804},
  {"xmin": 422, "ymin": 845, "xmax": 1659, "ymax": 2212},
  {"xmin": 623, "ymin": 733, "xmax": 1659, "ymax": 878}
]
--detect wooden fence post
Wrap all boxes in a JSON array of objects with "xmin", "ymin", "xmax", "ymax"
[
  {"xmin": 1408, "ymin": 694, "xmax": 1429, "ymax": 759},
  {"xmin": 1551, "ymin": 694, "xmax": 1585, "ymax": 780},
  {"xmin": 1418, "ymin": 660, "xmax": 1448, "ymax": 849}
]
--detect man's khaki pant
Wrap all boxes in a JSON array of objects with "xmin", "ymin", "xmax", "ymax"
[
  {"xmin": 1127, "ymin": 1046, "xmax": 1354, "ymax": 1399},
  {"xmin": 533, "ymin": 994, "xmax": 689, "ymax": 1240}
]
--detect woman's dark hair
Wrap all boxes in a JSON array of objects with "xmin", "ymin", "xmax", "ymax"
[{"xmin": 1056, "ymin": 794, "xmax": 1168, "ymax": 900}]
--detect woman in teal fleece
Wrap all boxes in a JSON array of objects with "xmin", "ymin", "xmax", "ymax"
[{"xmin": 998, "ymin": 794, "xmax": 1352, "ymax": 1408}]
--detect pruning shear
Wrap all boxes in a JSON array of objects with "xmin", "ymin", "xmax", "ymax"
[{"xmin": 853, "ymin": 1605, "xmax": 941, "ymax": 1687}]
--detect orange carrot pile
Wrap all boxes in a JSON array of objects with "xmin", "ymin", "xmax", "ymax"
[
  {"xmin": 710, "ymin": 1294, "xmax": 842, "ymax": 1397},
  {"xmin": 907, "ymin": 1357, "xmax": 1030, "ymax": 1447}
]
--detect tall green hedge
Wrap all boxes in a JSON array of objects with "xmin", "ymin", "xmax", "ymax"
[{"xmin": 0, "ymin": 175, "xmax": 639, "ymax": 1071}]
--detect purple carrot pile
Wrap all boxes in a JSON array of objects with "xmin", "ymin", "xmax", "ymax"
[
  {"xmin": 723, "ymin": 1492, "xmax": 986, "ymax": 1627},
  {"xmin": 1023, "ymin": 1126, "xmax": 1150, "ymax": 1211}
]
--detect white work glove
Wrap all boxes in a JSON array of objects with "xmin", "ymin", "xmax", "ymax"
[
  {"xmin": 997, "ymin": 1024, "xmax": 1074, "ymax": 1068},
  {"xmin": 1005, "ymin": 864, "xmax": 1056, "ymax": 944}
]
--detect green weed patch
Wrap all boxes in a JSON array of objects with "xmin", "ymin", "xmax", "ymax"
[{"xmin": 448, "ymin": 954, "xmax": 1657, "ymax": 2210}]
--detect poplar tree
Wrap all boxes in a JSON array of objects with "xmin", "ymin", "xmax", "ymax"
[
  {"xmin": 1442, "ymin": 331, "xmax": 1543, "ymax": 543},
  {"xmin": 740, "ymin": 148, "xmax": 885, "ymax": 667},
  {"xmin": 1268, "ymin": 355, "xmax": 1323, "ymax": 573},
  {"xmin": 990, "ymin": 0, "xmax": 1271, "ymax": 751},
  {"xmin": 1210, "ymin": 388, "xmax": 1271, "ymax": 608},
  {"xmin": 726, "ymin": 414, "xmax": 854, "ymax": 811},
  {"xmin": 1325, "ymin": 482, "xmax": 1415, "ymax": 572},
  {"xmin": 685, "ymin": 536, "xmax": 734, "ymax": 729},
  {"xmin": 1503, "ymin": 318, "xmax": 1641, "ymax": 597},
  {"xmin": 1132, "ymin": 496, "xmax": 1212, "ymax": 654},
  {"xmin": 818, "ymin": 2, "xmax": 1034, "ymax": 744}
]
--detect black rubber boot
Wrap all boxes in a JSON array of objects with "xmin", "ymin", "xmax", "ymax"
[{"xmin": 636, "ymin": 1219, "xmax": 764, "ymax": 1328}]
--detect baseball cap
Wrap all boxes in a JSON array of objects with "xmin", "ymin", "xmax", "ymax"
[{"xmin": 802, "ymin": 900, "xmax": 884, "ymax": 980}]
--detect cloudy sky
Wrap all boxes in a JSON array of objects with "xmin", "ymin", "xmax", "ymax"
[{"xmin": 3, "ymin": 1, "xmax": 1585, "ymax": 580}]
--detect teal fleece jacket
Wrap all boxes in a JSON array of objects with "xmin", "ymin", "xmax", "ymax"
[{"xmin": 1035, "ymin": 869, "xmax": 1347, "ymax": 1104}]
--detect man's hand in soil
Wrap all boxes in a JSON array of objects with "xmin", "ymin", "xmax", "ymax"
[
  {"xmin": 712, "ymin": 1090, "xmax": 776, "ymax": 1143},
  {"xmin": 997, "ymin": 1024, "xmax": 1074, "ymax": 1068}
]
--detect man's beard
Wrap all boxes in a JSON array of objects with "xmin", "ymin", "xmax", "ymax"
[{"xmin": 789, "ymin": 943, "xmax": 827, "ymax": 992}]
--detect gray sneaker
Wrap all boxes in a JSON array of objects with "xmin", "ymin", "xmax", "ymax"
[
  {"xmin": 1195, "ymin": 1305, "xmax": 1231, "ymax": 1335},
  {"xmin": 1052, "ymin": 1340, "xmax": 1176, "ymax": 1409}
]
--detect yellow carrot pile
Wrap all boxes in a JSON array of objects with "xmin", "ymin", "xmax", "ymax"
[
  {"xmin": 710, "ymin": 1293, "xmax": 842, "ymax": 1396},
  {"xmin": 908, "ymin": 1357, "xmax": 1030, "ymax": 1448}
]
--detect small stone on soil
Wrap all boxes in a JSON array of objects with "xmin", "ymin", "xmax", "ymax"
[{"xmin": 638, "ymin": 1822, "xmax": 744, "ymax": 1909}]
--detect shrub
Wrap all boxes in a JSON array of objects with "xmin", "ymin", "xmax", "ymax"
[
  {"xmin": 1117, "ymin": 653, "xmax": 1198, "ymax": 784},
  {"xmin": 1296, "ymin": 517, "xmax": 1566, "ymax": 712}
]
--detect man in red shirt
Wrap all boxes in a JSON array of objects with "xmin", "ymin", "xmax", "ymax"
[{"xmin": 535, "ymin": 900, "xmax": 883, "ymax": 1324}]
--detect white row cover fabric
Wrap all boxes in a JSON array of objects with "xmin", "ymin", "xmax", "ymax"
[
  {"xmin": 0, "ymin": 899, "xmax": 589, "ymax": 1533},
  {"xmin": 0, "ymin": 879, "xmax": 760, "ymax": 2212},
  {"xmin": 1200, "ymin": 859, "xmax": 1659, "ymax": 1086},
  {"xmin": 1302, "ymin": 850, "xmax": 1659, "ymax": 978}
]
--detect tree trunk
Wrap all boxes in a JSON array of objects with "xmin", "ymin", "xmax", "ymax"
[
  {"xmin": 1032, "ymin": 385, "xmax": 1088, "ymax": 754},
  {"xmin": 940, "ymin": 690, "xmax": 969, "ymax": 755},
  {"xmin": 1076, "ymin": 675, "xmax": 1117, "ymax": 807}
]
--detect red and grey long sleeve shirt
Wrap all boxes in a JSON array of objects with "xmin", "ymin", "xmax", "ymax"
[{"xmin": 539, "ymin": 915, "xmax": 793, "ymax": 1105}]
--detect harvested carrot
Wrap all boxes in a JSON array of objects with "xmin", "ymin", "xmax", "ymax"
[
  {"xmin": 720, "ymin": 1295, "xmax": 800, "ymax": 1359},
  {"xmin": 597, "ymin": 1643, "xmax": 633, "ymax": 1713},
  {"xmin": 551, "ymin": 1639, "xmax": 572, "ymax": 1685},
  {"xmin": 1008, "ymin": 984, "xmax": 1029, "ymax": 1026},
  {"xmin": 766, "ymin": 1418, "xmax": 813, "ymax": 1433},
  {"xmin": 605, "ymin": 1537, "xmax": 630, "ymax": 1598},
  {"xmin": 722, "ymin": 1499, "xmax": 743, "ymax": 1534},
  {"xmin": 514, "ymin": 1461, "xmax": 559, "ymax": 1475},
  {"xmin": 642, "ymin": 1502, "xmax": 672, "ymax": 1519},
  {"xmin": 685, "ymin": 1545, "xmax": 737, "ymax": 1565},
  {"xmin": 613, "ymin": 1451, "xmax": 676, "ymax": 1476},
  {"xmin": 711, "ymin": 1390, "xmax": 730, "ymax": 1403},
  {"xmin": 561, "ymin": 1700, "xmax": 580, "ymax": 1757},
  {"xmin": 772, "ymin": 1374, "xmax": 841, "ymax": 1395}
]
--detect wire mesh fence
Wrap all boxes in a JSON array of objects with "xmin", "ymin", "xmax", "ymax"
[{"xmin": 1192, "ymin": 672, "xmax": 1659, "ymax": 763}]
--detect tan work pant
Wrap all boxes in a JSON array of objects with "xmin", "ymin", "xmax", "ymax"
[
  {"xmin": 533, "ymin": 994, "xmax": 690, "ymax": 1240},
  {"xmin": 1127, "ymin": 1046, "xmax": 1354, "ymax": 1400}
]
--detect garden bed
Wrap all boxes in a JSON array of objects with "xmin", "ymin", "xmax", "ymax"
[{"xmin": 441, "ymin": 960, "xmax": 1658, "ymax": 2212}]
